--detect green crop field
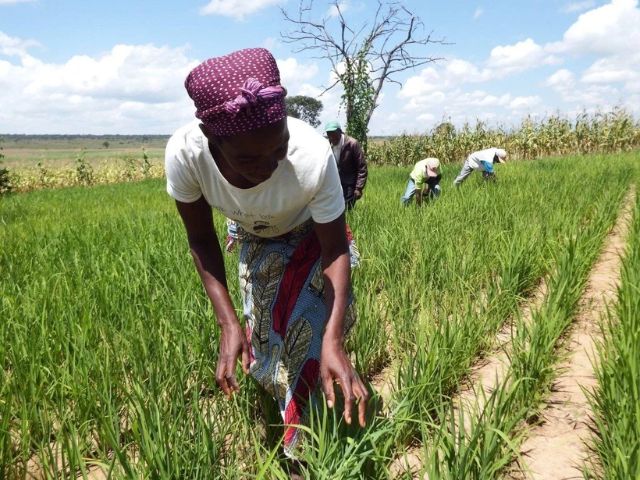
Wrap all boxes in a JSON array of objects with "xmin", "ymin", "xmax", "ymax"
[
  {"xmin": 1, "ymin": 153, "xmax": 639, "ymax": 479},
  {"xmin": 589, "ymin": 190, "xmax": 640, "ymax": 480}
]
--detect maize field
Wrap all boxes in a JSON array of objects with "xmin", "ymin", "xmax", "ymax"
[{"xmin": 368, "ymin": 108, "xmax": 640, "ymax": 166}]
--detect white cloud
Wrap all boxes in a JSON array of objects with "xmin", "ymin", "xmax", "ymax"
[
  {"xmin": 625, "ymin": 79, "xmax": 640, "ymax": 93},
  {"xmin": 317, "ymin": 91, "xmax": 345, "ymax": 128},
  {"xmin": 199, "ymin": 0, "xmax": 284, "ymax": 20},
  {"xmin": 562, "ymin": 0, "xmax": 596, "ymax": 13},
  {"xmin": 0, "ymin": 0, "xmax": 35, "ymax": 4},
  {"xmin": 445, "ymin": 58, "xmax": 491, "ymax": 82},
  {"xmin": 327, "ymin": 1, "xmax": 349, "ymax": 17},
  {"xmin": 566, "ymin": 84, "xmax": 620, "ymax": 107},
  {"xmin": 401, "ymin": 35, "xmax": 565, "ymax": 92},
  {"xmin": 473, "ymin": 7, "xmax": 483, "ymax": 19},
  {"xmin": 417, "ymin": 113, "xmax": 435, "ymax": 122},
  {"xmin": 543, "ymin": 0, "xmax": 640, "ymax": 107},
  {"xmin": 0, "ymin": 39, "xmax": 199, "ymax": 133},
  {"xmin": 398, "ymin": 58, "xmax": 491, "ymax": 101},
  {"xmin": 509, "ymin": 95, "xmax": 542, "ymax": 109},
  {"xmin": 295, "ymin": 83, "xmax": 323, "ymax": 98},
  {"xmin": 399, "ymin": 69, "xmax": 441, "ymax": 99},
  {"xmin": 461, "ymin": 91, "xmax": 512, "ymax": 107},
  {"xmin": 488, "ymin": 38, "xmax": 560, "ymax": 73},
  {"xmin": 581, "ymin": 56, "xmax": 639, "ymax": 83},
  {"xmin": 274, "ymin": 58, "xmax": 343, "ymax": 132},
  {"xmin": 0, "ymin": 31, "xmax": 39, "ymax": 58},
  {"xmin": 544, "ymin": 67, "xmax": 622, "ymax": 107},
  {"xmin": 3, "ymin": 1, "xmax": 639, "ymax": 135},
  {"xmin": 551, "ymin": 0, "xmax": 640, "ymax": 55},
  {"xmin": 395, "ymin": 53, "xmax": 541, "ymax": 132},
  {"xmin": 404, "ymin": 90, "xmax": 447, "ymax": 110},
  {"xmin": 545, "ymin": 68, "xmax": 575, "ymax": 90},
  {"xmin": 366, "ymin": 0, "xmax": 640, "ymax": 133},
  {"xmin": 277, "ymin": 57, "xmax": 320, "ymax": 91},
  {"xmin": 24, "ymin": 44, "xmax": 197, "ymax": 103}
]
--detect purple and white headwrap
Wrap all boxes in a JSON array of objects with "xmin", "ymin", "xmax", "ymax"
[{"xmin": 185, "ymin": 48, "xmax": 287, "ymax": 136}]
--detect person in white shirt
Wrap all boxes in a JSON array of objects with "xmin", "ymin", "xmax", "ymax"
[
  {"xmin": 165, "ymin": 47, "xmax": 368, "ymax": 465},
  {"xmin": 453, "ymin": 147, "xmax": 508, "ymax": 185}
]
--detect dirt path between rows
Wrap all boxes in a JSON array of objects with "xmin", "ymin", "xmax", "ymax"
[
  {"xmin": 387, "ymin": 279, "xmax": 550, "ymax": 479},
  {"xmin": 455, "ymin": 280, "xmax": 549, "ymax": 422},
  {"xmin": 387, "ymin": 187, "xmax": 636, "ymax": 479},
  {"xmin": 508, "ymin": 188, "xmax": 635, "ymax": 480}
]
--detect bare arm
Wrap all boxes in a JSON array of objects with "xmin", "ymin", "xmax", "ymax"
[
  {"xmin": 315, "ymin": 213, "xmax": 350, "ymax": 339},
  {"xmin": 175, "ymin": 197, "xmax": 249, "ymax": 396},
  {"xmin": 314, "ymin": 213, "xmax": 369, "ymax": 427}
]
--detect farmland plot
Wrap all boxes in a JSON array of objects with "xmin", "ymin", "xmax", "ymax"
[
  {"xmin": 588, "ymin": 191, "xmax": 640, "ymax": 479},
  {"xmin": 0, "ymin": 153, "xmax": 638, "ymax": 479}
]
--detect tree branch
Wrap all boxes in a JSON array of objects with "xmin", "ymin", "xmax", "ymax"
[{"xmin": 281, "ymin": 0, "xmax": 449, "ymax": 136}]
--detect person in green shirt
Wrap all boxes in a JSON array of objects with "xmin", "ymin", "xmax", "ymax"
[{"xmin": 401, "ymin": 158, "xmax": 442, "ymax": 205}]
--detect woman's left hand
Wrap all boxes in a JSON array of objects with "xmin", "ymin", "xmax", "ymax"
[{"xmin": 320, "ymin": 337, "xmax": 369, "ymax": 427}]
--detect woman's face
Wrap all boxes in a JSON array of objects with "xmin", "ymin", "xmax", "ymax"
[{"xmin": 207, "ymin": 118, "xmax": 290, "ymax": 185}]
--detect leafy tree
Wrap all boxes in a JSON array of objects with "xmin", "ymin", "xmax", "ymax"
[
  {"xmin": 285, "ymin": 95, "xmax": 324, "ymax": 127},
  {"xmin": 102, "ymin": 140, "xmax": 110, "ymax": 149},
  {"xmin": 282, "ymin": 0, "xmax": 445, "ymax": 151}
]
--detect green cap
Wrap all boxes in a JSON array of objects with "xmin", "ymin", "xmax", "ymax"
[{"xmin": 324, "ymin": 120, "xmax": 341, "ymax": 132}]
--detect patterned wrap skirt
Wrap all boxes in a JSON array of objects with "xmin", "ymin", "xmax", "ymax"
[{"xmin": 237, "ymin": 220, "xmax": 356, "ymax": 457}]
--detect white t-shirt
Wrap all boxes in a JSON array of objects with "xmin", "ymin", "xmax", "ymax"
[
  {"xmin": 165, "ymin": 117, "xmax": 345, "ymax": 238},
  {"xmin": 331, "ymin": 134, "xmax": 344, "ymax": 164},
  {"xmin": 467, "ymin": 148, "xmax": 506, "ymax": 170}
]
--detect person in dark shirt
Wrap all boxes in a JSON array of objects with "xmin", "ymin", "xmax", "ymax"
[{"xmin": 324, "ymin": 121, "xmax": 368, "ymax": 210}]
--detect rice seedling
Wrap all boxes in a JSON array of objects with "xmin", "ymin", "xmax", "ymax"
[
  {"xmin": 418, "ymin": 165, "xmax": 632, "ymax": 479},
  {"xmin": 587, "ymin": 191, "xmax": 640, "ymax": 479}
]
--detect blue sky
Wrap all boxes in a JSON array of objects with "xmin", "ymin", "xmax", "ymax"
[{"xmin": 1, "ymin": 0, "xmax": 639, "ymax": 134}]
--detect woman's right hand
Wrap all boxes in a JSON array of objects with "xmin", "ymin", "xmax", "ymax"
[{"xmin": 216, "ymin": 320, "xmax": 251, "ymax": 397}]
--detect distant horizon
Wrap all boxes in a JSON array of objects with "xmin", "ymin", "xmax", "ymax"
[
  {"xmin": 2, "ymin": 105, "xmax": 637, "ymax": 138},
  {"xmin": 3, "ymin": 113, "xmax": 638, "ymax": 138}
]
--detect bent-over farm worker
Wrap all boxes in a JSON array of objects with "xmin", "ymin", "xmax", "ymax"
[
  {"xmin": 164, "ymin": 48, "xmax": 368, "ymax": 462},
  {"xmin": 453, "ymin": 147, "xmax": 507, "ymax": 185},
  {"xmin": 401, "ymin": 158, "xmax": 442, "ymax": 205},
  {"xmin": 224, "ymin": 218, "xmax": 239, "ymax": 252},
  {"xmin": 324, "ymin": 120, "xmax": 368, "ymax": 210}
]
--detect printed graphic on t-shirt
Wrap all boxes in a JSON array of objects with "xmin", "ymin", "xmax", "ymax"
[{"xmin": 252, "ymin": 220, "xmax": 278, "ymax": 235}]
